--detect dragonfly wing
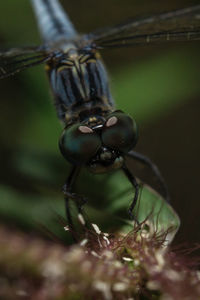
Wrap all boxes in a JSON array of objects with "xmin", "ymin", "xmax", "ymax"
[
  {"xmin": 0, "ymin": 46, "xmax": 51, "ymax": 79},
  {"xmin": 93, "ymin": 29, "xmax": 200, "ymax": 49},
  {"xmin": 85, "ymin": 5, "xmax": 200, "ymax": 48}
]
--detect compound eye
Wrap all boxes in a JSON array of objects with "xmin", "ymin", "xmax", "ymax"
[
  {"xmin": 59, "ymin": 124, "xmax": 101, "ymax": 164},
  {"xmin": 102, "ymin": 112, "xmax": 138, "ymax": 153}
]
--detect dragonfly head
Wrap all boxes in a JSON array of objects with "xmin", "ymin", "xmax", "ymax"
[{"xmin": 59, "ymin": 111, "xmax": 138, "ymax": 173}]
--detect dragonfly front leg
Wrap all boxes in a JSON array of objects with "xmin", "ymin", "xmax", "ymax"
[
  {"xmin": 63, "ymin": 166, "xmax": 87, "ymax": 231},
  {"xmin": 122, "ymin": 165, "xmax": 140, "ymax": 221}
]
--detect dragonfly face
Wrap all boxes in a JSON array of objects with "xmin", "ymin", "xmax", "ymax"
[{"xmin": 59, "ymin": 110, "xmax": 138, "ymax": 173}]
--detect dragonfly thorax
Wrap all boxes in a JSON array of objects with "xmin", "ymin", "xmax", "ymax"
[{"xmin": 46, "ymin": 48, "xmax": 115, "ymax": 123}]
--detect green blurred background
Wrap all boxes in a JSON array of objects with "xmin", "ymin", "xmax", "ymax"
[{"xmin": 0, "ymin": 0, "xmax": 199, "ymax": 244}]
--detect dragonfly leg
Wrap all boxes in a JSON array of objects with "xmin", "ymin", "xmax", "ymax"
[
  {"xmin": 122, "ymin": 165, "xmax": 140, "ymax": 222},
  {"xmin": 127, "ymin": 150, "xmax": 170, "ymax": 203},
  {"xmin": 64, "ymin": 196, "xmax": 75, "ymax": 236},
  {"xmin": 63, "ymin": 166, "xmax": 87, "ymax": 231},
  {"xmin": 63, "ymin": 189, "xmax": 87, "ymax": 214}
]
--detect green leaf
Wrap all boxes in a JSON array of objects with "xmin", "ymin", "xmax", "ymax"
[{"xmin": 77, "ymin": 170, "xmax": 180, "ymax": 243}]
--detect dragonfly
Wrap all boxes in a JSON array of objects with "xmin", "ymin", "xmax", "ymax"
[{"xmin": 0, "ymin": 0, "xmax": 200, "ymax": 231}]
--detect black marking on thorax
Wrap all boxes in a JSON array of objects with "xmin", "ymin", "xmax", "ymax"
[{"xmin": 47, "ymin": 50, "xmax": 114, "ymax": 123}]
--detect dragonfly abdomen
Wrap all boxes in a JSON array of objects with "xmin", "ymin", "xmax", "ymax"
[{"xmin": 31, "ymin": 0, "xmax": 77, "ymax": 42}]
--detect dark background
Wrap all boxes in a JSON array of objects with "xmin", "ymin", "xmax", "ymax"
[{"xmin": 0, "ymin": 0, "xmax": 199, "ymax": 245}]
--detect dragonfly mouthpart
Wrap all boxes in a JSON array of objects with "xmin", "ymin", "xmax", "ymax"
[
  {"xmin": 100, "ymin": 148, "xmax": 112, "ymax": 161},
  {"xmin": 88, "ymin": 147, "xmax": 124, "ymax": 174},
  {"xmin": 88, "ymin": 155, "xmax": 124, "ymax": 174}
]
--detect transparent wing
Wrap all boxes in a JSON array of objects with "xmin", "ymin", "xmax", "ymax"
[
  {"xmin": 85, "ymin": 5, "xmax": 200, "ymax": 48},
  {"xmin": 94, "ymin": 30, "xmax": 200, "ymax": 49},
  {"xmin": 0, "ymin": 46, "xmax": 51, "ymax": 79}
]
